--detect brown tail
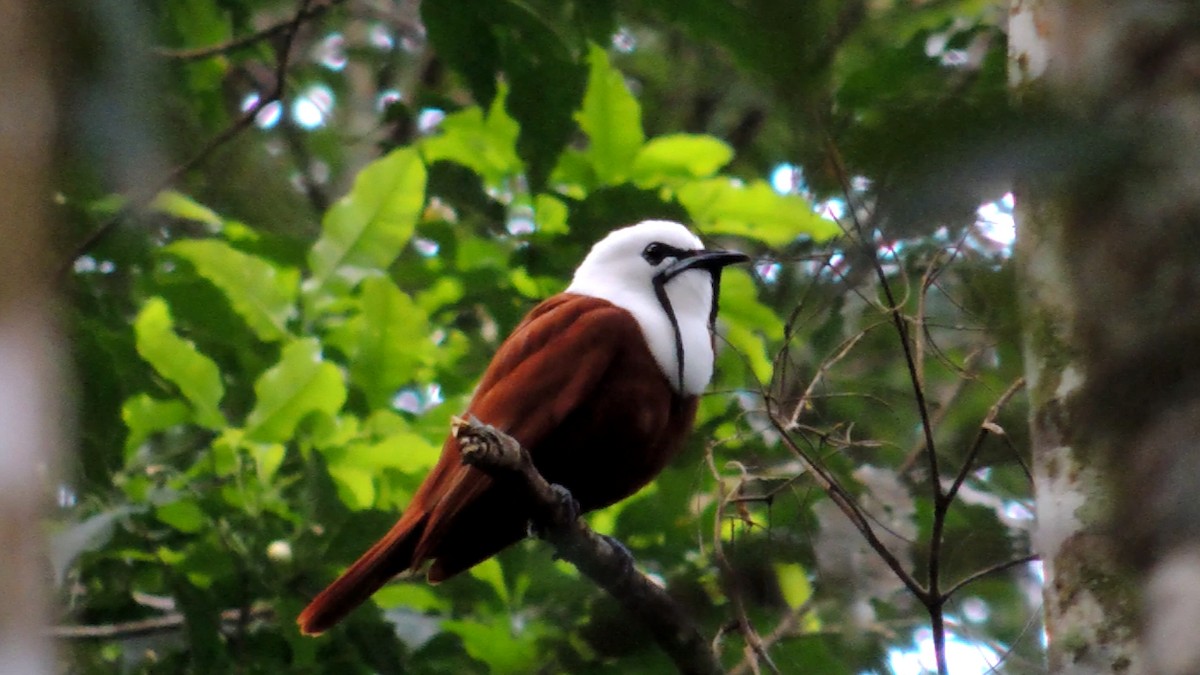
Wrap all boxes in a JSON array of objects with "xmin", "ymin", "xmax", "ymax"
[{"xmin": 297, "ymin": 512, "xmax": 428, "ymax": 635}]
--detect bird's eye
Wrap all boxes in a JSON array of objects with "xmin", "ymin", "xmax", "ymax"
[{"xmin": 642, "ymin": 242, "xmax": 670, "ymax": 266}]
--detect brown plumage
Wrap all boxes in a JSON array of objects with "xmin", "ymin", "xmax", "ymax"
[
  {"xmin": 297, "ymin": 294, "xmax": 697, "ymax": 634},
  {"xmin": 297, "ymin": 220, "xmax": 746, "ymax": 635}
]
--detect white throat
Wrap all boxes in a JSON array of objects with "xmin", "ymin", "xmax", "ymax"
[{"xmin": 565, "ymin": 223, "xmax": 717, "ymax": 396}]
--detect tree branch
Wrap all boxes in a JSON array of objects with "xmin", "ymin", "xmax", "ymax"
[
  {"xmin": 705, "ymin": 449, "xmax": 779, "ymax": 674},
  {"xmin": 944, "ymin": 376, "xmax": 1027, "ymax": 505},
  {"xmin": 942, "ymin": 554, "xmax": 1040, "ymax": 600},
  {"xmin": 154, "ymin": 0, "xmax": 346, "ymax": 61},
  {"xmin": 49, "ymin": 604, "xmax": 275, "ymax": 640},
  {"xmin": 451, "ymin": 416, "xmax": 724, "ymax": 675}
]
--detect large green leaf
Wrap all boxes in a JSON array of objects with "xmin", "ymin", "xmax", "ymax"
[
  {"xmin": 134, "ymin": 298, "xmax": 225, "ymax": 429},
  {"xmin": 324, "ymin": 277, "xmax": 435, "ymax": 409},
  {"xmin": 167, "ymin": 239, "xmax": 298, "ymax": 342},
  {"xmin": 679, "ymin": 178, "xmax": 841, "ymax": 245},
  {"xmin": 244, "ymin": 339, "xmax": 346, "ymax": 442},
  {"xmin": 631, "ymin": 134, "xmax": 733, "ymax": 186},
  {"xmin": 307, "ymin": 147, "xmax": 427, "ymax": 299},
  {"xmin": 576, "ymin": 43, "xmax": 644, "ymax": 184},
  {"xmin": 421, "ymin": 83, "xmax": 522, "ymax": 188}
]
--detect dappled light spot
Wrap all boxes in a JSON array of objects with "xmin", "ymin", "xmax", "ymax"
[
  {"xmin": 769, "ymin": 162, "xmax": 804, "ymax": 195},
  {"xmin": 612, "ymin": 27, "xmax": 637, "ymax": 53},
  {"xmin": 417, "ymin": 107, "xmax": 445, "ymax": 135},
  {"xmin": 315, "ymin": 33, "xmax": 347, "ymax": 71},
  {"xmin": 376, "ymin": 89, "xmax": 403, "ymax": 112},
  {"xmin": 369, "ymin": 23, "xmax": 394, "ymax": 50},
  {"xmin": 292, "ymin": 85, "xmax": 334, "ymax": 129},
  {"xmin": 242, "ymin": 93, "xmax": 282, "ymax": 129},
  {"xmin": 884, "ymin": 626, "xmax": 1002, "ymax": 675}
]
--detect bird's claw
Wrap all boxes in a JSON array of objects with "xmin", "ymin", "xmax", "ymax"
[
  {"xmin": 549, "ymin": 483, "xmax": 581, "ymax": 523},
  {"xmin": 599, "ymin": 533, "xmax": 635, "ymax": 574},
  {"xmin": 529, "ymin": 483, "xmax": 580, "ymax": 540}
]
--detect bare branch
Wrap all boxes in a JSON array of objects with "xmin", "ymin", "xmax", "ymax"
[
  {"xmin": 50, "ymin": 604, "xmax": 275, "ymax": 640},
  {"xmin": 768, "ymin": 414, "xmax": 928, "ymax": 603},
  {"xmin": 943, "ymin": 554, "xmax": 1040, "ymax": 600},
  {"xmin": 451, "ymin": 416, "xmax": 724, "ymax": 675},
  {"xmin": 727, "ymin": 598, "xmax": 816, "ymax": 675},
  {"xmin": 706, "ymin": 449, "xmax": 780, "ymax": 674},
  {"xmin": 785, "ymin": 319, "xmax": 888, "ymax": 428},
  {"xmin": 944, "ymin": 376, "xmax": 1027, "ymax": 505},
  {"xmin": 154, "ymin": 0, "xmax": 346, "ymax": 61}
]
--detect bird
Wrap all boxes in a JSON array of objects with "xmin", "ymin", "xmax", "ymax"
[{"xmin": 297, "ymin": 219, "xmax": 748, "ymax": 635}]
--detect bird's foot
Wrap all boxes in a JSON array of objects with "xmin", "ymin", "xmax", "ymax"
[
  {"xmin": 529, "ymin": 483, "xmax": 580, "ymax": 539},
  {"xmin": 548, "ymin": 483, "xmax": 581, "ymax": 524},
  {"xmin": 598, "ymin": 534, "xmax": 636, "ymax": 575},
  {"xmin": 452, "ymin": 415, "xmax": 522, "ymax": 470}
]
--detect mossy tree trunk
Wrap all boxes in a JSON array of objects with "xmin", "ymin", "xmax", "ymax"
[{"xmin": 1011, "ymin": 1, "xmax": 1200, "ymax": 672}]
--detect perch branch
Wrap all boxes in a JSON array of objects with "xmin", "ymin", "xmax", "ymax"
[{"xmin": 451, "ymin": 416, "xmax": 724, "ymax": 675}]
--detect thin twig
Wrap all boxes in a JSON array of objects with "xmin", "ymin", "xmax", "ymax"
[
  {"xmin": 769, "ymin": 414, "xmax": 928, "ymax": 603},
  {"xmin": 943, "ymin": 554, "xmax": 1040, "ymax": 600},
  {"xmin": 727, "ymin": 598, "xmax": 815, "ymax": 675},
  {"xmin": 824, "ymin": 136, "xmax": 946, "ymax": 674},
  {"xmin": 155, "ymin": 0, "xmax": 345, "ymax": 61},
  {"xmin": 50, "ymin": 604, "xmax": 274, "ymax": 639},
  {"xmin": 785, "ymin": 319, "xmax": 888, "ymax": 429},
  {"xmin": 945, "ymin": 377, "xmax": 1027, "ymax": 505},
  {"xmin": 706, "ymin": 449, "xmax": 780, "ymax": 674}
]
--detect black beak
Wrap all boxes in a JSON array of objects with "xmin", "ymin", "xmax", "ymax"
[{"xmin": 657, "ymin": 249, "xmax": 750, "ymax": 283}]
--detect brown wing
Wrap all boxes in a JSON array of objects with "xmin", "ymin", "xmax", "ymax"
[{"xmin": 297, "ymin": 294, "xmax": 635, "ymax": 634}]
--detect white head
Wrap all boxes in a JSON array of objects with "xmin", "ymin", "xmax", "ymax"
[{"xmin": 566, "ymin": 220, "xmax": 748, "ymax": 395}]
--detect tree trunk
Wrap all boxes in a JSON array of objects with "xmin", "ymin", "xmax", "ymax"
[
  {"xmin": 1011, "ymin": 1, "xmax": 1200, "ymax": 672},
  {"xmin": 0, "ymin": 2, "xmax": 64, "ymax": 674}
]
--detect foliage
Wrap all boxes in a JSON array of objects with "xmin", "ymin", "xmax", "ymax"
[{"xmin": 57, "ymin": 1, "xmax": 1038, "ymax": 673}]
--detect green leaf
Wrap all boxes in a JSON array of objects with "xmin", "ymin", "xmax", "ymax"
[
  {"xmin": 151, "ymin": 190, "xmax": 222, "ymax": 229},
  {"xmin": 719, "ymin": 268, "xmax": 784, "ymax": 340},
  {"xmin": 775, "ymin": 564, "xmax": 813, "ymax": 610},
  {"xmin": 326, "ymin": 465, "xmax": 374, "ymax": 510},
  {"xmin": 342, "ymin": 277, "xmax": 434, "ymax": 409},
  {"xmin": 49, "ymin": 508, "xmax": 132, "ymax": 585},
  {"xmin": 717, "ymin": 269, "xmax": 783, "ymax": 385},
  {"xmin": 442, "ymin": 617, "xmax": 541, "ymax": 675},
  {"xmin": 167, "ymin": 239, "xmax": 298, "ymax": 342},
  {"xmin": 134, "ymin": 298, "xmax": 225, "ymax": 429},
  {"xmin": 421, "ymin": 83, "xmax": 522, "ymax": 187},
  {"xmin": 678, "ymin": 178, "xmax": 841, "ymax": 245},
  {"xmin": 250, "ymin": 442, "xmax": 286, "ymax": 483},
  {"xmin": 576, "ymin": 43, "xmax": 644, "ymax": 184},
  {"xmin": 245, "ymin": 339, "xmax": 346, "ymax": 442},
  {"xmin": 415, "ymin": 277, "xmax": 465, "ymax": 314},
  {"xmin": 122, "ymin": 394, "xmax": 192, "ymax": 459},
  {"xmin": 534, "ymin": 194, "xmax": 569, "ymax": 234},
  {"xmin": 321, "ymin": 433, "xmax": 441, "ymax": 475},
  {"xmin": 631, "ymin": 134, "xmax": 733, "ymax": 185},
  {"xmin": 307, "ymin": 147, "xmax": 427, "ymax": 299},
  {"xmin": 155, "ymin": 499, "xmax": 206, "ymax": 534},
  {"xmin": 373, "ymin": 584, "xmax": 450, "ymax": 613},
  {"xmin": 469, "ymin": 557, "xmax": 510, "ymax": 607}
]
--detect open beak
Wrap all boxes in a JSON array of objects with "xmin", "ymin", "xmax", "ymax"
[{"xmin": 658, "ymin": 249, "xmax": 750, "ymax": 283}]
